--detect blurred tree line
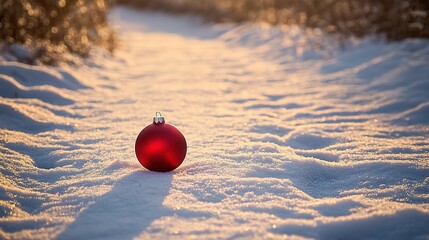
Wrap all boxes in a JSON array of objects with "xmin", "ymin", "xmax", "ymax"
[
  {"xmin": 0, "ymin": 0, "xmax": 428, "ymax": 64},
  {"xmin": 0, "ymin": 0, "xmax": 115, "ymax": 64},
  {"xmin": 119, "ymin": 0, "xmax": 429, "ymax": 40}
]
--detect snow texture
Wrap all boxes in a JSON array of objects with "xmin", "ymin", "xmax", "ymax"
[{"xmin": 1, "ymin": 7, "xmax": 429, "ymax": 240}]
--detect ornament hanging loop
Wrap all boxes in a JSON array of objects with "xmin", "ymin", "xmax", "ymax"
[{"xmin": 153, "ymin": 112, "xmax": 165, "ymax": 124}]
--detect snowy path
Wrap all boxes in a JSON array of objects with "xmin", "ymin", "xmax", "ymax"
[{"xmin": 1, "ymin": 7, "xmax": 429, "ymax": 239}]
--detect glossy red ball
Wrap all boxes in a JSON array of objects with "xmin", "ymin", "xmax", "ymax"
[{"xmin": 135, "ymin": 122, "xmax": 187, "ymax": 172}]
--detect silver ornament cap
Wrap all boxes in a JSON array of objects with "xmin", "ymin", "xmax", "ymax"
[{"xmin": 153, "ymin": 112, "xmax": 165, "ymax": 124}]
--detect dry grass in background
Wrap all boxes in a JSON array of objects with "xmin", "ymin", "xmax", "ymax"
[
  {"xmin": 119, "ymin": 0, "xmax": 429, "ymax": 40},
  {"xmin": 0, "ymin": 0, "xmax": 115, "ymax": 64}
]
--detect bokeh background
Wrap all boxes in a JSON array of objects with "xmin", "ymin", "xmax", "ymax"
[{"xmin": 1, "ymin": 0, "xmax": 428, "ymax": 64}]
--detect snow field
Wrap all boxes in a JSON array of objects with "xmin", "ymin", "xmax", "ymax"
[{"xmin": 0, "ymin": 7, "xmax": 429, "ymax": 239}]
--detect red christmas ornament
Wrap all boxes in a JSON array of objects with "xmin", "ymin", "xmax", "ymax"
[{"xmin": 135, "ymin": 112, "xmax": 187, "ymax": 172}]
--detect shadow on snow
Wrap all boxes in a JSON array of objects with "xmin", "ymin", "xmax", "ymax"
[{"xmin": 56, "ymin": 171, "xmax": 172, "ymax": 240}]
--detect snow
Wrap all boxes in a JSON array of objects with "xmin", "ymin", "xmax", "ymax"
[{"xmin": 1, "ymin": 6, "xmax": 429, "ymax": 239}]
